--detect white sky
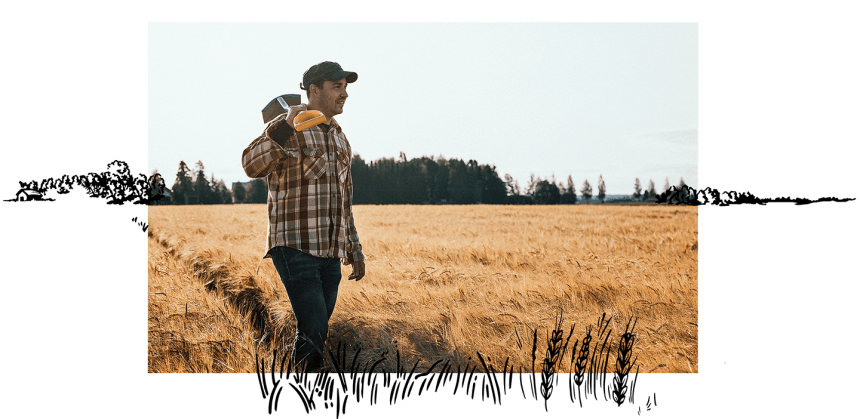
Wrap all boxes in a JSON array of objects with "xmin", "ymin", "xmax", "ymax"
[{"xmin": 149, "ymin": 23, "xmax": 697, "ymax": 194}]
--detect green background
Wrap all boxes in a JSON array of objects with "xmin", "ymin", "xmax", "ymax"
[{"xmin": 0, "ymin": 1, "xmax": 860, "ymax": 418}]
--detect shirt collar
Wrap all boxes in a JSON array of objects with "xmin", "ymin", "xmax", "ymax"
[{"xmin": 304, "ymin": 117, "xmax": 341, "ymax": 134}]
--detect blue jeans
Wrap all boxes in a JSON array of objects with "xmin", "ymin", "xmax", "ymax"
[{"xmin": 270, "ymin": 246, "xmax": 342, "ymax": 372}]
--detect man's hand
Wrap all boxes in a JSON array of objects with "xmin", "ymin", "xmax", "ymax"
[
  {"xmin": 284, "ymin": 104, "xmax": 308, "ymax": 129},
  {"xmin": 265, "ymin": 104, "xmax": 307, "ymax": 144},
  {"xmin": 348, "ymin": 260, "xmax": 365, "ymax": 281}
]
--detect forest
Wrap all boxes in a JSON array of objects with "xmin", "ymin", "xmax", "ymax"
[{"xmin": 155, "ymin": 154, "xmax": 679, "ymax": 205}]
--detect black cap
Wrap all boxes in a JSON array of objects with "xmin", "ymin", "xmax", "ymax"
[{"xmin": 300, "ymin": 61, "xmax": 358, "ymax": 91}]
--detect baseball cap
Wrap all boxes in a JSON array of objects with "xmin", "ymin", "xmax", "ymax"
[{"xmin": 300, "ymin": 61, "xmax": 358, "ymax": 91}]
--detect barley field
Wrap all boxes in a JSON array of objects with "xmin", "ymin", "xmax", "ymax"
[{"xmin": 148, "ymin": 204, "xmax": 697, "ymax": 374}]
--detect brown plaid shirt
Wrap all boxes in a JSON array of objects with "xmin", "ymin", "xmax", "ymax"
[{"xmin": 241, "ymin": 113, "xmax": 363, "ymax": 263}]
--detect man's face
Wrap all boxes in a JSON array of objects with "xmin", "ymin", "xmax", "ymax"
[{"xmin": 313, "ymin": 78, "xmax": 348, "ymax": 118}]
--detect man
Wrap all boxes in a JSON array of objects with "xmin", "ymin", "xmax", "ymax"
[{"xmin": 242, "ymin": 61, "xmax": 366, "ymax": 372}]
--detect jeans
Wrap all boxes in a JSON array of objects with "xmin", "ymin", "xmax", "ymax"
[{"xmin": 270, "ymin": 246, "xmax": 342, "ymax": 372}]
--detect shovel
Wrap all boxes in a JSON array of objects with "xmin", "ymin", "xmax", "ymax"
[
  {"xmin": 261, "ymin": 94, "xmax": 326, "ymax": 131},
  {"xmin": 261, "ymin": 94, "xmax": 302, "ymax": 124}
]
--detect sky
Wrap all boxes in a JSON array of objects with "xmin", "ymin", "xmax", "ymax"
[{"xmin": 149, "ymin": 23, "xmax": 697, "ymax": 195}]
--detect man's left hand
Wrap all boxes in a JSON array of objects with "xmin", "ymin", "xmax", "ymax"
[{"xmin": 348, "ymin": 260, "xmax": 365, "ymax": 281}]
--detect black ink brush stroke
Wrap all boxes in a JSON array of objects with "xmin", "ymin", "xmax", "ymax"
[
  {"xmin": 12, "ymin": 160, "xmax": 855, "ymax": 240},
  {"xmin": 656, "ymin": 185, "xmax": 855, "ymax": 206},
  {"xmin": 5, "ymin": 160, "xmax": 167, "ymax": 205},
  {"xmin": 254, "ymin": 311, "xmax": 659, "ymax": 416}
]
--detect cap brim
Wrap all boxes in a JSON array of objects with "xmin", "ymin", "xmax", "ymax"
[{"xmin": 327, "ymin": 70, "xmax": 358, "ymax": 83}]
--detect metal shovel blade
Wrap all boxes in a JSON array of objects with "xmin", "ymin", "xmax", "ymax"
[{"xmin": 262, "ymin": 94, "xmax": 302, "ymax": 123}]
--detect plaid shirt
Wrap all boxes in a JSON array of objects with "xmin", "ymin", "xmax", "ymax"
[{"xmin": 241, "ymin": 113, "xmax": 363, "ymax": 263}]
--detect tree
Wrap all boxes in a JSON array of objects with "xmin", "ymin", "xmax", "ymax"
[
  {"xmin": 193, "ymin": 160, "xmax": 214, "ymax": 204},
  {"xmin": 678, "ymin": 177, "xmax": 686, "ymax": 189},
  {"xmin": 350, "ymin": 154, "xmax": 370, "ymax": 204},
  {"xmin": 150, "ymin": 170, "xmax": 168, "ymax": 205},
  {"xmin": 597, "ymin": 174, "xmax": 606, "ymax": 203},
  {"xmin": 212, "ymin": 179, "xmax": 231, "ymax": 204},
  {"xmin": 433, "ymin": 157, "xmax": 449, "ymax": 204},
  {"xmin": 246, "ymin": 178, "xmax": 268, "ymax": 203},
  {"xmin": 172, "ymin": 160, "xmax": 193, "ymax": 205},
  {"xmin": 560, "ymin": 175, "xmax": 577, "ymax": 204},
  {"xmin": 505, "ymin": 174, "xmax": 533, "ymax": 205},
  {"xmin": 580, "ymin": 179, "xmax": 592, "ymax": 203},
  {"xmin": 207, "ymin": 174, "xmax": 223, "ymax": 204},
  {"xmin": 420, "ymin": 157, "xmax": 441, "ymax": 204},
  {"xmin": 633, "ymin": 178, "xmax": 642, "ymax": 201},
  {"xmin": 525, "ymin": 174, "xmax": 538, "ymax": 198},
  {"xmin": 504, "ymin": 173, "xmax": 520, "ymax": 197},
  {"xmin": 233, "ymin": 182, "xmax": 246, "ymax": 204},
  {"xmin": 447, "ymin": 159, "xmax": 473, "ymax": 204},
  {"xmin": 534, "ymin": 180, "xmax": 561, "ymax": 204},
  {"xmin": 479, "ymin": 165, "xmax": 507, "ymax": 204},
  {"xmin": 663, "ymin": 177, "xmax": 671, "ymax": 194},
  {"xmin": 400, "ymin": 156, "xmax": 428, "ymax": 204},
  {"xmin": 647, "ymin": 179, "xmax": 657, "ymax": 201}
]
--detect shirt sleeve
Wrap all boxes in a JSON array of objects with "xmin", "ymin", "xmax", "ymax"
[
  {"xmin": 241, "ymin": 115, "xmax": 299, "ymax": 178},
  {"xmin": 344, "ymin": 161, "xmax": 364, "ymax": 263}
]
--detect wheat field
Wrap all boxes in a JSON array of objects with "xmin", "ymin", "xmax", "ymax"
[{"xmin": 148, "ymin": 204, "xmax": 697, "ymax": 374}]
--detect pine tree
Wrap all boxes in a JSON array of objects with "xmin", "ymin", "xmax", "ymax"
[
  {"xmin": 207, "ymin": 174, "xmax": 221, "ymax": 204},
  {"xmin": 560, "ymin": 175, "xmax": 577, "ymax": 204},
  {"xmin": 663, "ymin": 177, "xmax": 671, "ymax": 194},
  {"xmin": 647, "ymin": 179, "xmax": 657, "ymax": 201},
  {"xmin": 534, "ymin": 180, "xmax": 561, "ymax": 204},
  {"xmin": 581, "ymin": 179, "xmax": 592, "ymax": 203},
  {"xmin": 247, "ymin": 178, "xmax": 268, "ymax": 203},
  {"xmin": 150, "ymin": 169, "xmax": 167, "ymax": 204},
  {"xmin": 633, "ymin": 178, "xmax": 642, "ymax": 201},
  {"xmin": 350, "ymin": 154, "xmax": 370, "ymax": 204},
  {"xmin": 172, "ymin": 160, "xmax": 193, "ymax": 205},
  {"xmin": 447, "ymin": 159, "xmax": 476, "ymax": 204},
  {"xmin": 526, "ymin": 174, "xmax": 538, "ymax": 198},
  {"xmin": 504, "ymin": 174, "xmax": 520, "ymax": 197},
  {"xmin": 597, "ymin": 174, "xmax": 606, "ymax": 203},
  {"xmin": 192, "ymin": 160, "xmax": 213, "ymax": 205},
  {"xmin": 479, "ymin": 165, "xmax": 507, "ymax": 204},
  {"xmin": 212, "ymin": 178, "xmax": 230, "ymax": 204},
  {"xmin": 233, "ymin": 182, "xmax": 246, "ymax": 203}
]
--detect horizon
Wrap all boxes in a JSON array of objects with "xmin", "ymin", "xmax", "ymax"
[{"xmin": 158, "ymin": 153, "xmax": 690, "ymax": 196}]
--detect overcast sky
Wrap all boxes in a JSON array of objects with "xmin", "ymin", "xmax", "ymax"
[{"xmin": 149, "ymin": 23, "xmax": 697, "ymax": 194}]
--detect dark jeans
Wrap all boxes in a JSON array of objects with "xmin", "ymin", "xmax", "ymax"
[{"xmin": 270, "ymin": 246, "xmax": 342, "ymax": 372}]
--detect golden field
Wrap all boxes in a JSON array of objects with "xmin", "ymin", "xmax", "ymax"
[{"xmin": 148, "ymin": 204, "xmax": 697, "ymax": 373}]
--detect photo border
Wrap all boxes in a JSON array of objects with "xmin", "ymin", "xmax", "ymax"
[{"xmin": 0, "ymin": 1, "xmax": 858, "ymax": 418}]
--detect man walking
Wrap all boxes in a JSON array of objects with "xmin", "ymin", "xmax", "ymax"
[{"xmin": 242, "ymin": 61, "xmax": 366, "ymax": 372}]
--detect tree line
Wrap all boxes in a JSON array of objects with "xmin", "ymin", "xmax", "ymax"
[
  {"xmin": 151, "ymin": 160, "xmax": 233, "ymax": 205},
  {"xmin": 351, "ymin": 153, "xmax": 689, "ymax": 205},
  {"xmin": 153, "ymin": 155, "xmax": 690, "ymax": 205}
]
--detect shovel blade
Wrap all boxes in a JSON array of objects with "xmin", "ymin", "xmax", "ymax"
[{"xmin": 262, "ymin": 94, "xmax": 302, "ymax": 124}]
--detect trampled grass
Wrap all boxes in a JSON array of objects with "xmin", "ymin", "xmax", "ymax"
[{"xmin": 148, "ymin": 204, "xmax": 697, "ymax": 374}]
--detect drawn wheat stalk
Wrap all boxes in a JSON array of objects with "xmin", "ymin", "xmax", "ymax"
[
  {"xmin": 611, "ymin": 318, "xmax": 638, "ymax": 406},
  {"xmin": 573, "ymin": 325, "xmax": 592, "ymax": 407}
]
